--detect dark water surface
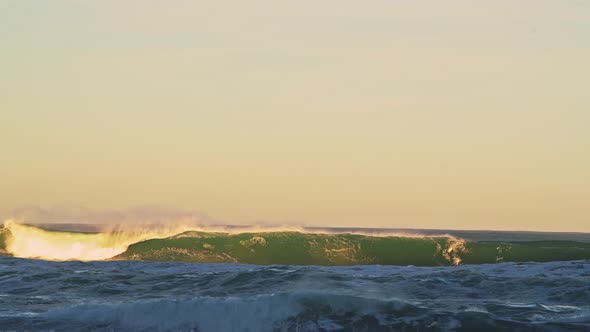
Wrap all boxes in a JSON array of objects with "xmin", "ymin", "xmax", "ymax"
[{"xmin": 0, "ymin": 257, "xmax": 589, "ymax": 331}]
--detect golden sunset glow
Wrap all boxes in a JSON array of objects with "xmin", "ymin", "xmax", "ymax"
[
  {"xmin": 1, "ymin": 1, "xmax": 589, "ymax": 231},
  {"xmin": 2, "ymin": 220, "xmax": 188, "ymax": 261}
]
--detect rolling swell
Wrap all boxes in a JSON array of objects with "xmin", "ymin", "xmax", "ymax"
[
  {"xmin": 1, "ymin": 257, "xmax": 589, "ymax": 331},
  {"xmin": 114, "ymin": 231, "xmax": 590, "ymax": 266}
]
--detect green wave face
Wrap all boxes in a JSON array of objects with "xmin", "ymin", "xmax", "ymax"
[{"xmin": 114, "ymin": 231, "xmax": 590, "ymax": 266}]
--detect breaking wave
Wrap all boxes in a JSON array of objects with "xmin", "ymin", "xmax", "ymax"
[
  {"xmin": 0, "ymin": 221, "xmax": 190, "ymax": 261},
  {"xmin": 2, "ymin": 222, "xmax": 590, "ymax": 266}
]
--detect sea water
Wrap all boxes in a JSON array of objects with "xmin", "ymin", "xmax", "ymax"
[{"xmin": 0, "ymin": 256, "xmax": 589, "ymax": 331}]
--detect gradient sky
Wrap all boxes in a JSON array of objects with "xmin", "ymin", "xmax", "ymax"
[{"xmin": 1, "ymin": 1, "xmax": 589, "ymax": 231}]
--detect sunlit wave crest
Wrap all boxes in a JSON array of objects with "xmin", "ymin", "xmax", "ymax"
[
  {"xmin": 1, "ymin": 220, "xmax": 463, "ymax": 262},
  {"xmin": 7, "ymin": 220, "xmax": 587, "ymax": 266},
  {"xmin": 1, "ymin": 220, "xmax": 191, "ymax": 261}
]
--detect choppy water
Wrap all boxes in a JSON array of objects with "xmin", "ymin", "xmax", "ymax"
[{"xmin": 1, "ymin": 257, "xmax": 589, "ymax": 331}]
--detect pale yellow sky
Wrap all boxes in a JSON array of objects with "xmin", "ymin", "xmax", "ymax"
[{"xmin": 1, "ymin": 1, "xmax": 589, "ymax": 231}]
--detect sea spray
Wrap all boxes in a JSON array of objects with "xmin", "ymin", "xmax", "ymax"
[{"xmin": 1, "ymin": 220, "xmax": 193, "ymax": 261}]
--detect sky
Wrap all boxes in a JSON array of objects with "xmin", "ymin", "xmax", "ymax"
[{"xmin": 1, "ymin": 1, "xmax": 589, "ymax": 231}]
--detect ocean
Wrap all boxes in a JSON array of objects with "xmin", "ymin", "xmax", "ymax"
[{"xmin": 0, "ymin": 224, "xmax": 589, "ymax": 331}]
